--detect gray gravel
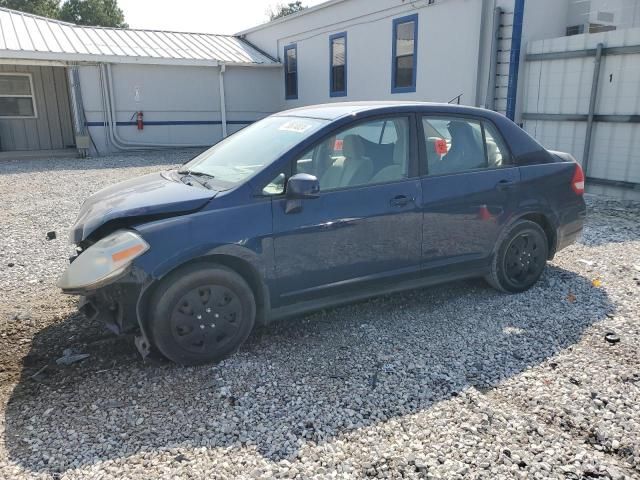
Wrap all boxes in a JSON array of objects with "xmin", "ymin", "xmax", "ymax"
[{"xmin": 1, "ymin": 151, "xmax": 639, "ymax": 479}]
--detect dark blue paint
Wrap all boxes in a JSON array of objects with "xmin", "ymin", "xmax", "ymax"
[
  {"xmin": 271, "ymin": 179, "xmax": 422, "ymax": 304},
  {"xmin": 421, "ymin": 166, "xmax": 520, "ymax": 266},
  {"xmin": 70, "ymin": 172, "xmax": 217, "ymax": 244},
  {"xmin": 329, "ymin": 31, "xmax": 347, "ymax": 98},
  {"xmin": 391, "ymin": 13, "xmax": 418, "ymax": 94},
  {"xmin": 506, "ymin": 0, "xmax": 525, "ymax": 121},
  {"xmin": 68, "ymin": 102, "xmax": 585, "ymax": 331}
]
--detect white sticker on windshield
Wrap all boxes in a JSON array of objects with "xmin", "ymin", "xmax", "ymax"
[{"xmin": 278, "ymin": 120, "xmax": 314, "ymax": 133}]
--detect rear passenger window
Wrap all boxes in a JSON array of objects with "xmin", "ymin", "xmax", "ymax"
[{"xmin": 422, "ymin": 117, "xmax": 510, "ymax": 175}]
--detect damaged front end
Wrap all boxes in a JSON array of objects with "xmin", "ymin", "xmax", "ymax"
[
  {"xmin": 75, "ymin": 267, "xmax": 148, "ymax": 336},
  {"xmin": 59, "ymin": 229, "xmax": 155, "ymax": 358},
  {"xmin": 75, "ymin": 265, "xmax": 155, "ymax": 359},
  {"xmin": 58, "ymin": 171, "xmax": 218, "ymax": 358}
]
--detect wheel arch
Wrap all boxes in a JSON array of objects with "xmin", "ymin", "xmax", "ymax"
[
  {"xmin": 513, "ymin": 212, "xmax": 557, "ymax": 259},
  {"xmin": 139, "ymin": 253, "xmax": 270, "ymax": 331}
]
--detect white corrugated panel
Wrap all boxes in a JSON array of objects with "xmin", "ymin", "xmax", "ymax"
[
  {"xmin": 523, "ymin": 27, "xmax": 640, "ymax": 185},
  {"xmin": 0, "ymin": 6, "xmax": 277, "ymax": 66}
]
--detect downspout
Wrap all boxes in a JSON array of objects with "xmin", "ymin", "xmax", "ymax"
[
  {"xmin": 101, "ymin": 63, "xmax": 211, "ymax": 150},
  {"xmin": 474, "ymin": 0, "xmax": 490, "ymax": 107},
  {"xmin": 485, "ymin": 6, "xmax": 503, "ymax": 109},
  {"xmin": 66, "ymin": 64, "xmax": 89, "ymax": 157},
  {"xmin": 66, "ymin": 66, "xmax": 86, "ymax": 137},
  {"xmin": 582, "ymin": 42, "xmax": 604, "ymax": 176},
  {"xmin": 98, "ymin": 63, "xmax": 113, "ymax": 152},
  {"xmin": 218, "ymin": 63, "xmax": 228, "ymax": 138},
  {"xmin": 505, "ymin": 0, "xmax": 525, "ymax": 121}
]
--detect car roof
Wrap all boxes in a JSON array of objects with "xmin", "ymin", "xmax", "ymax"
[
  {"xmin": 274, "ymin": 101, "xmax": 500, "ymax": 121},
  {"xmin": 273, "ymin": 101, "xmax": 549, "ymax": 159}
]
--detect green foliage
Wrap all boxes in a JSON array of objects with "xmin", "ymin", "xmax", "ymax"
[
  {"xmin": 0, "ymin": 0, "xmax": 60, "ymax": 18},
  {"xmin": 0, "ymin": 0, "xmax": 127, "ymax": 28},
  {"xmin": 269, "ymin": 1, "xmax": 306, "ymax": 21},
  {"xmin": 59, "ymin": 0, "xmax": 127, "ymax": 28}
]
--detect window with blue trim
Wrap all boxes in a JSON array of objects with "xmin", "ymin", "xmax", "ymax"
[
  {"xmin": 284, "ymin": 44, "xmax": 298, "ymax": 100},
  {"xmin": 392, "ymin": 14, "xmax": 418, "ymax": 93},
  {"xmin": 330, "ymin": 32, "xmax": 347, "ymax": 97}
]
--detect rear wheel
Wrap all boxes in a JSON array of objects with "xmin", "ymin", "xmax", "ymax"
[
  {"xmin": 486, "ymin": 220, "xmax": 549, "ymax": 293},
  {"xmin": 149, "ymin": 264, "xmax": 255, "ymax": 365}
]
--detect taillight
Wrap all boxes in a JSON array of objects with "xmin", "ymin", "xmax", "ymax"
[{"xmin": 571, "ymin": 163, "xmax": 585, "ymax": 195}]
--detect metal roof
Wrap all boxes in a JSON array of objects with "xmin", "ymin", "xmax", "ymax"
[
  {"xmin": 237, "ymin": 0, "xmax": 348, "ymax": 36},
  {"xmin": 0, "ymin": 7, "xmax": 278, "ymax": 67}
]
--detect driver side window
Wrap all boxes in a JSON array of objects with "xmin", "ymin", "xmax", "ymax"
[{"xmin": 294, "ymin": 116, "xmax": 410, "ymax": 191}]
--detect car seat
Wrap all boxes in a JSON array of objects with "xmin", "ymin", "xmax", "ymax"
[
  {"xmin": 486, "ymin": 139, "xmax": 502, "ymax": 167},
  {"xmin": 340, "ymin": 135, "xmax": 374, "ymax": 187},
  {"xmin": 370, "ymin": 131, "xmax": 408, "ymax": 183},
  {"xmin": 430, "ymin": 121, "xmax": 485, "ymax": 175}
]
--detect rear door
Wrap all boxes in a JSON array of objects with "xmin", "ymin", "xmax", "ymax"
[
  {"xmin": 269, "ymin": 115, "xmax": 423, "ymax": 305},
  {"xmin": 419, "ymin": 115, "xmax": 520, "ymax": 268}
]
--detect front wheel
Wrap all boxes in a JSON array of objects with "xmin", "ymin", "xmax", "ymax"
[
  {"xmin": 148, "ymin": 264, "xmax": 256, "ymax": 365},
  {"xmin": 486, "ymin": 220, "xmax": 549, "ymax": 293}
]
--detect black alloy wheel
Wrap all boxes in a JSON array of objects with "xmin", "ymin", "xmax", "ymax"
[
  {"xmin": 486, "ymin": 219, "xmax": 549, "ymax": 293},
  {"xmin": 149, "ymin": 264, "xmax": 256, "ymax": 365}
]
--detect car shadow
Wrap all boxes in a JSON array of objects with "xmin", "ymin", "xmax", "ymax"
[{"xmin": 4, "ymin": 266, "xmax": 613, "ymax": 475}]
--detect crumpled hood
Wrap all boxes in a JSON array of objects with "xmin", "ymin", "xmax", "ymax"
[{"xmin": 70, "ymin": 172, "xmax": 217, "ymax": 243}]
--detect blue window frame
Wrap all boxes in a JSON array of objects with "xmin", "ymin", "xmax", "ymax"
[
  {"xmin": 329, "ymin": 32, "xmax": 347, "ymax": 97},
  {"xmin": 391, "ymin": 14, "xmax": 418, "ymax": 93},
  {"xmin": 284, "ymin": 44, "xmax": 298, "ymax": 100}
]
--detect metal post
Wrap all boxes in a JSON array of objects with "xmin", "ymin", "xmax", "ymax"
[
  {"xmin": 506, "ymin": 0, "xmax": 525, "ymax": 121},
  {"xmin": 582, "ymin": 42, "xmax": 604, "ymax": 176},
  {"xmin": 474, "ymin": 0, "xmax": 490, "ymax": 107},
  {"xmin": 218, "ymin": 63, "xmax": 228, "ymax": 138}
]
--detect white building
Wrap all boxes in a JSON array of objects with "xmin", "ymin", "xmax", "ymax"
[
  {"xmin": 0, "ymin": 0, "xmax": 638, "ymax": 197},
  {"xmin": 239, "ymin": 0, "xmax": 569, "ymax": 120},
  {"xmin": 0, "ymin": 7, "xmax": 281, "ymax": 155}
]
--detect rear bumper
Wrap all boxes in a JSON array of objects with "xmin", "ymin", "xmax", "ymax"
[{"xmin": 555, "ymin": 201, "xmax": 587, "ymax": 253}]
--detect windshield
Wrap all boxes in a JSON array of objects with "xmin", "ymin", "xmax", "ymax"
[{"xmin": 180, "ymin": 116, "xmax": 329, "ymax": 187}]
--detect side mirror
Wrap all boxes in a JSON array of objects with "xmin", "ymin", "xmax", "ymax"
[
  {"xmin": 286, "ymin": 173, "xmax": 320, "ymax": 199},
  {"xmin": 284, "ymin": 174, "xmax": 319, "ymax": 214}
]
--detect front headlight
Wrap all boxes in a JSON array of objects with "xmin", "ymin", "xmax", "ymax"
[{"xmin": 57, "ymin": 230, "xmax": 150, "ymax": 291}]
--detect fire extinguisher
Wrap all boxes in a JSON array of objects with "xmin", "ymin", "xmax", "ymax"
[{"xmin": 136, "ymin": 111, "xmax": 144, "ymax": 130}]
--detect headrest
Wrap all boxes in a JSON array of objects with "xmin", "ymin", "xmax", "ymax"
[
  {"xmin": 342, "ymin": 135, "xmax": 364, "ymax": 159},
  {"xmin": 447, "ymin": 121, "xmax": 473, "ymax": 138}
]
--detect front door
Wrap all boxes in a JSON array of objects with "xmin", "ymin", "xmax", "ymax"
[
  {"xmin": 271, "ymin": 115, "xmax": 423, "ymax": 305},
  {"xmin": 419, "ymin": 115, "xmax": 520, "ymax": 268}
]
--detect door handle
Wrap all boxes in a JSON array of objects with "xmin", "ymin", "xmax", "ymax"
[
  {"xmin": 390, "ymin": 195, "xmax": 414, "ymax": 207},
  {"xmin": 320, "ymin": 217, "xmax": 360, "ymax": 229},
  {"xmin": 495, "ymin": 179, "xmax": 517, "ymax": 191}
]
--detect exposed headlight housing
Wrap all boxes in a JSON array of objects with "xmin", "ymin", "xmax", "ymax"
[{"xmin": 57, "ymin": 230, "xmax": 149, "ymax": 291}]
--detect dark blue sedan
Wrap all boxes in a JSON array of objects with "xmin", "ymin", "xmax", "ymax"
[{"xmin": 58, "ymin": 102, "xmax": 586, "ymax": 365}]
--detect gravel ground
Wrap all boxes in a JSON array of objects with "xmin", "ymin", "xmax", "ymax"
[{"xmin": 0, "ymin": 151, "xmax": 639, "ymax": 479}]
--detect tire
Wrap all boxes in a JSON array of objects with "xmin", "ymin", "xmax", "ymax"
[
  {"xmin": 486, "ymin": 219, "xmax": 549, "ymax": 293},
  {"xmin": 148, "ymin": 264, "xmax": 256, "ymax": 365}
]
